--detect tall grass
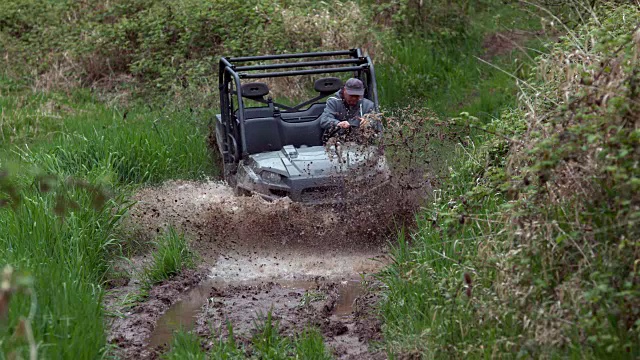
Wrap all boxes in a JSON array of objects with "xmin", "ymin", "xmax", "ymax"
[
  {"xmin": 142, "ymin": 227, "xmax": 196, "ymax": 287},
  {"xmin": 162, "ymin": 330, "xmax": 207, "ymax": 360},
  {"xmin": 375, "ymin": 4, "xmax": 542, "ymax": 121},
  {"xmin": 0, "ymin": 184, "xmax": 127, "ymax": 358},
  {"xmin": 163, "ymin": 317, "xmax": 332, "ymax": 359},
  {"xmin": 377, "ymin": 3, "xmax": 640, "ymax": 359},
  {"xmin": 2, "ymin": 89, "xmax": 216, "ymax": 185},
  {"xmin": 0, "ymin": 87, "xmax": 215, "ymax": 357}
]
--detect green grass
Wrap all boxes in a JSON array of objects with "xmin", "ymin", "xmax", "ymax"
[
  {"xmin": 162, "ymin": 316, "xmax": 332, "ymax": 359},
  {"xmin": 376, "ymin": 3, "xmax": 640, "ymax": 359},
  {"xmin": 0, "ymin": 181, "xmax": 127, "ymax": 358},
  {"xmin": 142, "ymin": 227, "xmax": 196, "ymax": 287},
  {"xmin": 377, "ymin": 138, "xmax": 521, "ymax": 358},
  {"xmin": 1, "ymin": 87, "xmax": 216, "ymax": 185},
  {"xmin": 0, "ymin": 1, "xmax": 554, "ymax": 358},
  {"xmin": 293, "ymin": 328, "xmax": 333, "ymax": 360},
  {"xmin": 162, "ymin": 329, "xmax": 207, "ymax": 360},
  {"xmin": 0, "ymin": 82, "xmax": 215, "ymax": 357},
  {"xmin": 376, "ymin": 3, "xmax": 543, "ymax": 121}
]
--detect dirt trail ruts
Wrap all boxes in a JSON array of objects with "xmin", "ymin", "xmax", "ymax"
[
  {"xmin": 106, "ymin": 177, "xmax": 426, "ymax": 359},
  {"xmin": 192, "ymin": 281, "xmax": 386, "ymax": 360},
  {"xmin": 106, "ymin": 269, "xmax": 206, "ymax": 359}
]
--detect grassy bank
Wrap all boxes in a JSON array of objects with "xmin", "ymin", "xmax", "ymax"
[
  {"xmin": 378, "ymin": 3, "xmax": 640, "ymax": 358},
  {"xmin": 0, "ymin": 80, "xmax": 214, "ymax": 357}
]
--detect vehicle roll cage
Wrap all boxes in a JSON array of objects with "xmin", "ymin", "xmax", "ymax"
[{"xmin": 218, "ymin": 48, "xmax": 379, "ymax": 159}]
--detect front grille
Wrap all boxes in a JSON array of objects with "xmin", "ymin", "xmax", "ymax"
[
  {"xmin": 300, "ymin": 186, "xmax": 342, "ymax": 202},
  {"xmin": 269, "ymin": 189, "xmax": 289, "ymax": 197}
]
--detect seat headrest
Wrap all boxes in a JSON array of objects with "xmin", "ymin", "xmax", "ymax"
[
  {"xmin": 241, "ymin": 82, "xmax": 269, "ymax": 98},
  {"xmin": 314, "ymin": 77, "xmax": 343, "ymax": 94}
]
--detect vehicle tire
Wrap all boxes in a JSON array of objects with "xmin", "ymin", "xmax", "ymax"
[{"xmin": 234, "ymin": 186, "xmax": 251, "ymax": 197}]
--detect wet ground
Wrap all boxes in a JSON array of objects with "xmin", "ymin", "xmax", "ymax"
[{"xmin": 104, "ymin": 178, "xmax": 416, "ymax": 359}]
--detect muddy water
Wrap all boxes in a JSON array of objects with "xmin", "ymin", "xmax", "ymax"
[
  {"xmin": 148, "ymin": 278, "xmax": 364, "ymax": 348},
  {"xmin": 116, "ymin": 174, "xmax": 429, "ymax": 358}
]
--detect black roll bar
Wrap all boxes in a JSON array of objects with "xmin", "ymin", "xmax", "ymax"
[
  {"xmin": 218, "ymin": 48, "xmax": 379, "ymax": 161},
  {"xmin": 234, "ymin": 58, "xmax": 365, "ymax": 71},
  {"xmin": 227, "ymin": 49, "xmax": 356, "ymax": 62},
  {"xmin": 238, "ymin": 65, "xmax": 368, "ymax": 79}
]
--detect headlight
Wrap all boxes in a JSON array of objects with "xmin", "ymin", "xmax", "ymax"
[{"xmin": 261, "ymin": 170, "xmax": 283, "ymax": 184}]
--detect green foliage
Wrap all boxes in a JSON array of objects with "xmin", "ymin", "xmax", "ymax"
[
  {"xmin": 0, "ymin": 87, "xmax": 212, "ymax": 358},
  {"xmin": 375, "ymin": 2, "xmax": 541, "ymax": 115},
  {"xmin": 162, "ymin": 320, "xmax": 331, "ymax": 359},
  {"xmin": 142, "ymin": 226, "xmax": 195, "ymax": 287},
  {"xmin": 249, "ymin": 312, "xmax": 334, "ymax": 359},
  {"xmin": 501, "ymin": 4, "xmax": 640, "ymax": 355},
  {"xmin": 251, "ymin": 311, "xmax": 291, "ymax": 359},
  {"xmin": 2, "ymin": 90, "xmax": 215, "ymax": 185},
  {"xmin": 363, "ymin": 0, "xmax": 497, "ymax": 39},
  {"xmin": 294, "ymin": 327, "xmax": 334, "ymax": 360},
  {"xmin": 0, "ymin": 172, "xmax": 126, "ymax": 358},
  {"xmin": 209, "ymin": 323, "xmax": 245, "ymax": 360},
  {"xmin": 379, "ymin": 3, "xmax": 640, "ymax": 358},
  {"xmin": 0, "ymin": 0, "xmax": 376, "ymax": 98}
]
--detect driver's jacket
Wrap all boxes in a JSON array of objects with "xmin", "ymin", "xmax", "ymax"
[{"xmin": 319, "ymin": 90, "xmax": 380, "ymax": 131}]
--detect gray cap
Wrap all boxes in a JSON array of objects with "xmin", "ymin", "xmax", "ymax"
[{"xmin": 344, "ymin": 78, "xmax": 365, "ymax": 96}]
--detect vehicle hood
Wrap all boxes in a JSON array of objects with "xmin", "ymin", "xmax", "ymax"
[{"xmin": 247, "ymin": 144, "xmax": 385, "ymax": 178}]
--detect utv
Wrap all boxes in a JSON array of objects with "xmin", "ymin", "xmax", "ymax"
[{"xmin": 214, "ymin": 48, "xmax": 390, "ymax": 204}]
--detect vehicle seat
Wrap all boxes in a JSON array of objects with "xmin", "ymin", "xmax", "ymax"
[{"xmin": 279, "ymin": 103, "xmax": 326, "ymax": 147}]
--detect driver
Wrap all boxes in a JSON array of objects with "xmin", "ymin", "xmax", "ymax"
[{"xmin": 319, "ymin": 78, "xmax": 381, "ymax": 142}]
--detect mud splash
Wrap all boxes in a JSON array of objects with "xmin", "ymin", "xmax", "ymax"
[{"xmin": 127, "ymin": 177, "xmax": 421, "ymax": 258}]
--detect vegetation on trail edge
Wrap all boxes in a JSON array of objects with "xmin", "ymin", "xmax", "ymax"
[{"xmin": 378, "ymin": 4, "xmax": 640, "ymax": 358}]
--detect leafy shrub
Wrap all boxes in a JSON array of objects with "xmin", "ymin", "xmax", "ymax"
[
  {"xmin": 0, "ymin": 0, "xmax": 378, "ymax": 98},
  {"xmin": 499, "ymin": 4, "xmax": 640, "ymax": 355},
  {"xmin": 362, "ymin": 0, "xmax": 497, "ymax": 39},
  {"xmin": 379, "ymin": 2, "xmax": 640, "ymax": 358}
]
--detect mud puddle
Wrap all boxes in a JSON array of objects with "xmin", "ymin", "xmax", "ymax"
[{"xmin": 148, "ymin": 277, "xmax": 364, "ymax": 349}]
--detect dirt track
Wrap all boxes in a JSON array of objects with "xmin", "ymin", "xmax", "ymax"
[{"xmin": 103, "ymin": 177, "xmax": 429, "ymax": 359}]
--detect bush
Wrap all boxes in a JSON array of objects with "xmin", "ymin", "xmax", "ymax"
[
  {"xmin": 362, "ymin": 0, "xmax": 498, "ymax": 39},
  {"xmin": 378, "ymin": 3, "xmax": 640, "ymax": 358},
  {"xmin": 500, "ymin": 4, "xmax": 640, "ymax": 355}
]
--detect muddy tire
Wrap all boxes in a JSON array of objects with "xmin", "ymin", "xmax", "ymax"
[
  {"xmin": 234, "ymin": 186, "xmax": 251, "ymax": 197},
  {"xmin": 207, "ymin": 123, "xmax": 225, "ymax": 180}
]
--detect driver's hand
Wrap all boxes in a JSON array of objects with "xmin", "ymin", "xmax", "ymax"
[{"xmin": 337, "ymin": 121, "xmax": 350, "ymax": 129}]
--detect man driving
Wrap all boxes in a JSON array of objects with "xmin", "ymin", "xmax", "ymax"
[{"xmin": 319, "ymin": 78, "xmax": 382, "ymax": 142}]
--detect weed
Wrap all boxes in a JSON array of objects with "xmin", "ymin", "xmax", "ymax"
[
  {"xmin": 294, "ymin": 327, "xmax": 334, "ymax": 360},
  {"xmin": 142, "ymin": 227, "xmax": 196, "ymax": 287},
  {"xmin": 209, "ymin": 322, "xmax": 246, "ymax": 360},
  {"xmin": 161, "ymin": 329, "xmax": 206, "ymax": 360},
  {"xmin": 251, "ymin": 310, "xmax": 291, "ymax": 359},
  {"xmin": 299, "ymin": 291, "xmax": 327, "ymax": 307}
]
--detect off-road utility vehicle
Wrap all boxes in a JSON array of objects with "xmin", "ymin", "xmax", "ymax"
[{"xmin": 214, "ymin": 49, "xmax": 390, "ymax": 204}]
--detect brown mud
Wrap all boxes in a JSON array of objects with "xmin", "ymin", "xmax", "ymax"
[
  {"xmin": 105, "ymin": 176, "xmax": 424, "ymax": 359},
  {"xmin": 191, "ymin": 279, "xmax": 386, "ymax": 359},
  {"xmin": 106, "ymin": 269, "xmax": 206, "ymax": 359}
]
